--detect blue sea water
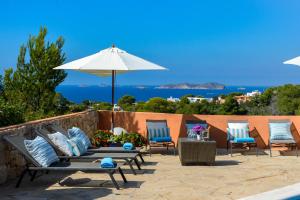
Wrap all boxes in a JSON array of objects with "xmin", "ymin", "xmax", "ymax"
[{"xmin": 56, "ymin": 85, "xmax": 269, "ymax": 103}]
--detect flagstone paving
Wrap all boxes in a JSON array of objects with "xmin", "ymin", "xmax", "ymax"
[{"xmin": 1, "ymin": 149, "xmax": 300, "ymax": 200}]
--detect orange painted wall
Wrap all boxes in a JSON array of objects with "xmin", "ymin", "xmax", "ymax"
[{"xmin": 97, "ymin": 110, "xmax": 300, "ymax": 148}]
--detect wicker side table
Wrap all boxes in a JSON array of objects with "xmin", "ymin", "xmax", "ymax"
[{"xmin": 178, "ymin": 138, "xmax": 216, "ymax": 165}]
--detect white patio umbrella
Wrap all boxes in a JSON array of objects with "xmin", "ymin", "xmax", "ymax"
[
  {"xmin": 283, "ymin": 56, "xmax": 300, "ymax": 66},
  {"xmin": 54, "ymin": 45, "xmax": 167, "ymax": 129}
]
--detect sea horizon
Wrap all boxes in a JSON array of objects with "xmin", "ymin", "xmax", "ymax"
[{"xmin": 56, "ymin": 84, "xmax": 269, "ymax": 103}]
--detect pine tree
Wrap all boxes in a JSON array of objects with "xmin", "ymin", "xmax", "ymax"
[{"xmin": 3, "ymin": 27, "xmax": 67, "ymax": 113}]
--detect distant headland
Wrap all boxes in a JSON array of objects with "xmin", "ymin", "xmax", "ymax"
[{"xmin": 156, "ymin": 82, "xmax": 225, "ymax": 90}]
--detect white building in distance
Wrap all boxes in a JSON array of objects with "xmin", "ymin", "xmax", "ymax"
[
  {"xmin": 246, "ymin": 90, "xmax": 261, "ymax": 97},
  {"xmin": 167, "ymin": 96, "xmax": 181, "ymax": 102},
  {"xmin": 187, "ymin": 97, "xmax": 213, "ymax": 103}
]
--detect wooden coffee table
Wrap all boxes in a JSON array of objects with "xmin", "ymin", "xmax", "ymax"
[{"xmin": 178, "ymin": 138, "xmax": 216, "ymax": 165}]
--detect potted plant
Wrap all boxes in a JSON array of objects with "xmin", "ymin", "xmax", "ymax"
[{"xmin": 92, "ymin": 130, "xmax": 113, "ymax": 147}]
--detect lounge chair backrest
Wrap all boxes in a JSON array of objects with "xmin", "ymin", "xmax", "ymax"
[
  {"xmin": 185, "ymin": 120, "xmax": 208, "ymax": 138},
  {"xmin": 45, "ymin": 124, "xmax": 68, "ymax": 136},
  {"xmin": 146, "ymin": 120, "xmax": 170, "ymax": 140},
  {"xmin": 35, "ymin": 128, "xmax": 65, "ymax": 156},
  {"xmin": 268, "ymin": 119, "xmax": 294, "ymax": 141},
  {"xmin": 3, "ymin": 134, "xmax": 42, "ymax": 167},
  {"xmin": 227, "ymin": 120, "xmax": 249, "ymax": 141}
]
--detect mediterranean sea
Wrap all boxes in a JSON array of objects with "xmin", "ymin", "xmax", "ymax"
[{"xmin": 56, "ymin": 85, "xmax": 269, "ymax": 103}]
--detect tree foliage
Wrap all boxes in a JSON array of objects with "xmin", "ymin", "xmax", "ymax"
[
  {"xmin": 3, "ymin": 27, "xmax": 67, "ymax": 113},
  {"xmin": 118, "ymin": 95, "xmax": 136, "ymax": 111},
  {"xmin": 142, "ymin": 97, "xmax": 175, "ymax": 113}
]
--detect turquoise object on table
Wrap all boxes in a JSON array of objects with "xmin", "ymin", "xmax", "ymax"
[
  {"xmin": 123, "ymin": 142, "xmax": 134, "ymax": 150},
  {"xmin": 100, "ymin": 157, "xmax": 117, "ymax": 168}
]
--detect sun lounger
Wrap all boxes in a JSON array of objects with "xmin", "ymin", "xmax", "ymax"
[
  {"xmin": 45, "ymin": 123, "xmax": 145, "ymax": 163},
  {"xmin": 3, "ymin": 134, "xmax": 127, "ymax": 189},
  {"xmin": 268, "ymin": 119, "xmax": 298, "ymax": 157},
  {"xmin": 36, "ymin": 128, "xmax": 141, "ymax": 175}
]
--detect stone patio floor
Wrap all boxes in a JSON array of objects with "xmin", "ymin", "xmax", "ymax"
[{"xmin": 1, "ymin": 149, "xmax": 300, "ymax": 200}]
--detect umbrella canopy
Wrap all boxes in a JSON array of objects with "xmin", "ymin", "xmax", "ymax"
[
  {"xmin": 54, "ymin": 45, "xmax": 167, "ymax": 129},
  {"xmin": 54, "ymin": 46, "xmax": 167, "ymax": 75},
  {"xmin": 283, "ymin": 56, "xmax": 300, "ymax": 66}
]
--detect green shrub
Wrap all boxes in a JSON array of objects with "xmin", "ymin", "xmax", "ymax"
[
  {"xmin": 93, "ymin": 102, "xmax": 112, "ymax": 110},
  {"xmin": 0, "ymin": 100, "xmax": 25, "ymax": 127},
  {"xmin": 69, "ymin": 104, "xmax": 87, "ymax": 112}
]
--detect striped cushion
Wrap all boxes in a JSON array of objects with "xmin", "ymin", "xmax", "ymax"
[
  {"xmin": 228, "ymin": 122, "xmax": 248, "ymax": 130},
  {"xmin": 148, "ymin": 127, "xmax": 170, "ymax": 141},
  {"xmin": 24, "ymin": 136, "xmax": 59, "ymax": 167},
  {"xmin": 227, "ymin": 128, "xmax": 249, "ymax": 141},
  {"xmin": 269, "ymin": 122, "xmax": 294, "ymax": 140}
]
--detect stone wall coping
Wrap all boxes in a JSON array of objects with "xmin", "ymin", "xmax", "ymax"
[{"xmin": 0, "ymin": 110, "xmax": 92, "ymax": 133}]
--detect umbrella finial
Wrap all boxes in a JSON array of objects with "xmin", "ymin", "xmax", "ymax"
[{"xmin": 112, "ymin": 44, "xmax": 115, "ymax": 48}]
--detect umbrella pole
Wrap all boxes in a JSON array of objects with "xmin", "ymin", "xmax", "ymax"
[{"xmin": 111, "ymin": 70, "xmax": 115, "ymax": 130}]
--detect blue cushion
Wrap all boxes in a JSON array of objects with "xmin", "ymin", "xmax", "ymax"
[
  {"xmin": 68, "ymin": 137, "xmax": 87, "ymax": 156},
  {"xmin": 234, "ymin": 137, "xmax": 255, "ymax": 143},
  {"xmin": 68, "ymin": 127, "xmax": 91, "ymax": 150},
  {"xmin": 151, "ymin": 136, "xmax": 172, "ymax": 142},
  {"xmin": 123, "ymin": 142, "xmax": 135, "ymax": 150},
  {"xmin": 24, "ymin": 136, "xmax": 59, "ymax": 167},
  {"xmin": 148, "ymin": 127, "xmax": 170, "ymax": 141},
  {"xmin": 227, "ymin": 128, "xmax": 249, "ymax": 141},
  {"xmin": 269, "ymin": 122, "xmax": 294, "ymax": 140},
  {"xmin": 100, "ymin": 157, "xmax": 117, "ymax": 168}
]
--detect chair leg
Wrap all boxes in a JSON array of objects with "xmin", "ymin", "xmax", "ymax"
[
  {"xmin": 173, "ymin": 146, "xmax": 176, "ymax": 156},
  {"xmin": 108, "ymin": 173, "xmax": 120, "ymax": 190},
  {"xmin": 134, "ymin": 158, "xmax": 141, "ymax": 170},
  {"xmin": 173, "ymin": 142, "xmax": 176, "ymax": 156},
  {"xmin": 296, "ymin": 145, "xmax": 298, "ymax": 157},
  {"xmin": 125, "ymin": 158, "xmax": 136, "ymax": 175},
  {"xmin": 269, "ymin": 144, "xmax": 272, "ymax": 157},
  {"xmin": 227, "ymin": 141, "xmax": 229, "ymax": 153},
  {"xmin": 16, "ymin": 169, "xmax": 28, "ymax": 188},
  {"xmin": 230, "ymin": 143, "xmax": 233, "ymax": 157},
  {"xmin": 256, "ymin": 145, "xmax": 258, "ymax": 157},
  {"xmin": 139, "ymin": 154, "xmax": 145, "ymax": 163},
  {"xmin": 118, "ymin": 168, "xmax": 127, "ymax": 183},
  {"xmin": 30, "ymin": 171, "xmax": 37, "ymax": 182},
  {"xmin": 149, "ymin": 144, "xmax": 152, "ymax": 157}
]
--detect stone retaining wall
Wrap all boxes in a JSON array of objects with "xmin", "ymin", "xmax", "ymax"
[{"xmin": 0, "ymin": 110, "xmax": 99, "ymax": 185}]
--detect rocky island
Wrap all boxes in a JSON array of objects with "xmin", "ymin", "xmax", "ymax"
[{"xmin": 156, "ymin": 82, "xmax": 225, "ymax": 89}]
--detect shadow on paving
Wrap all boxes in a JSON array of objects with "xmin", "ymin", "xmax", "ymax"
[
  {"xmin": 214, "ymin": 160, "xmax": 241, "ymax": 166},
  {"xmin": 139, "ymin": 161, "xmax": 158, "ymax": 166},
  {"xmin": 0, "ymin": 170, "xmax": 144, "ymax": 200},
  {"xmin": 2, "ymin": 187, "xmax": 112, "ymax": 200},
  {"xmin": 115, "ymin": 168, "xmax": 156, "ymax": 175},
  {"xmin": 60, "ymin": 177, "xmax": 144, "ymax": 189}
]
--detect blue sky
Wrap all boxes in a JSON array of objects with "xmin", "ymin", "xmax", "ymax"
[{"xmin": 1, "ymin": 0, "xmax": 300, "ymax": 86}]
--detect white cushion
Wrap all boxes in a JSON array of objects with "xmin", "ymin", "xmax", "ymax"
[
  {"xmin": 113, "ymin": 127, "xmax": 128, "ymax": 136},
  {"xmin": 228, "ymin": 122, "xmax": 248, "ymax": 130},
  {"xmin": 48, "ymin": 132, "xmax": 73, "ymax": 156}
]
